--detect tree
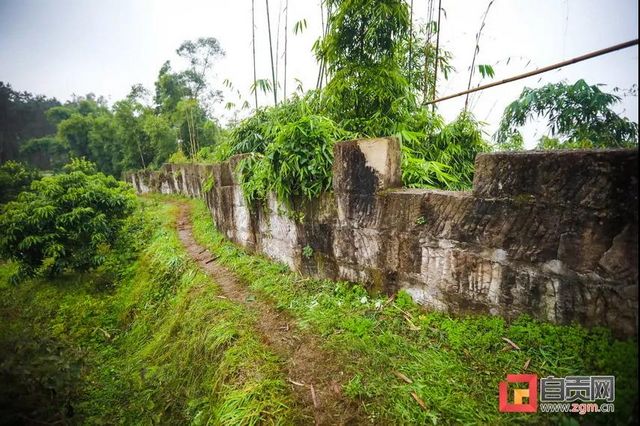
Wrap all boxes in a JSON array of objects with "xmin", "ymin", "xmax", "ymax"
[
  {"xmin": 0, "ymin": 82, "xmax": 60, "ymax": 163},
  {"xmin": 0, "ymin": 161, "xmax": 40, "ymax": 204},
  {"xmin": 315, "ymin": 0, "xmax": 414, "ymax": 135},
  {"xmin": 20, "ymin": 136, "xmax": 69, "ymax": 170},
  {"xmin": 176, "ymin": 37, "xmax": 225, "ymax": 112},
  {"xmin": 87, "ymin": 114, "xmax": 122, "ymax": 176},
  {"xmin": 0, "ymin": 158, "xmax": 136, "ymax": 282},
  {"xmin": 154, "ymin": 61, "xmax": 189, "ymax": 115},
  {"xmin": 113, "ymin": 99, "xmax": 153, "ymax": 170},
  {"xmin": 141, "ymin": 112, "xmax": 177, "ymax": 167},
  {"xmin": 496, "ymin": 79, "xmax": 639, "ymax": 150}
]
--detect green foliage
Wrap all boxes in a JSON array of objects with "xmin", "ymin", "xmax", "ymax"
[
  {"xmin": 497, "ymin": 79, "xmax": 639, "ymax": 150},
  {"xmin": 398, "ymin": 110, "xmax": 489, "ymax": 190},
  {"xmin": 477, "ymin": 64, "xmax": 495, "ymax": 79},
  {"xmin": 239, "ymin": 112, "xmax": 351, "ymax": 205},
  {"xmin": 302, "ymin": 245, "xmax": 314, "ymax": 259},
  {"xmin": 20, "ymin": 136, "xmax": 69, "ymax": 170},
  {"xmin": 0, "ymin": 161, "xmax": 40, "ymax": 204},
  {"xmin": 176, "ymin": 37, "xmax": 225, "ymax": 101},
  {"xmin": 167, "ymin": 149, "xmax": 189, "ymax": 164},
  {"xmin": 0, "ymin": 199, "xmax": 301, "ymax": 424},
  {"xmin": 317, "ymin": 0, "xmax": 414, "ymax": 136},
  {"xmin": 141, "ymin": 112, "xmax": 177, "ymax": 168},
  {"xmin": 202, "ymin": 174, "xmax": 215, "ymax": 192},
  {"xmin": 3, "ymin": 36, "xmax": 224, "ymax": 175},
  {"xmin": 0, "ymin": 160, "xmax": 136, "ymax": 282},
  {"xmin": 221, "ymin": 0, "xmax": 484, "ymax": 199},
  {"xmin": 0, "ymin": 81, "xmax": 59, "ymax": 163}
]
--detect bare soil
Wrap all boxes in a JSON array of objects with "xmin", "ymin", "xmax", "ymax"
[{"xmin": 176, "ymin": 204, "xmax": 362, "ymax": 425}]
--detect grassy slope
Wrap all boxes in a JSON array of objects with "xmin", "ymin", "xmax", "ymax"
[
  {"xmin": 188, "ymin": 197, "xmax": 637, "ymax": 425},
  {"xmin": 1, "ymin": 195, "xmax": 637, "ymax": 425},
  {"xmin": 0, "ymin": 198, "xmax": 301, "ymax": 425}
]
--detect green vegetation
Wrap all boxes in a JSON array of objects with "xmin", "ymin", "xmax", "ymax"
[
  {"xmin": 0, "ymin": 37, "xmax": 224, "ymax": 177},
  {"xmin": 188, "ymin": 198, "xmax": 637, "ymax": 425},
  {"xmin": 205, "ymin": 0, "xmax": 489, "ymax": 203},
  {"xmin": 497, "ymin": 79, "xmax": 639, "ymax": 150},
  {"xmin": 1, "ymin": 194, "xmax": 636, "ymax": 424},
  {"xmin": 0, "ymin": 160, "xmax": 40, "ymax": 204},
  {"xmin": 0, "ymin": 82, "xmax": 59, "ymax": 165},
  {"xmin": 0, "ymin": 198, "xmax": 301, "ymax": 424},
  {"xmin": 1, "ymin": 1, "xmax": 638, "ymax": 424},
  {"xmin": 0, "ymin": 159, "xmax": 136, "ymax": 282}
]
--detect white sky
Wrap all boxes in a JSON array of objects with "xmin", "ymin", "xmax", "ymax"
[{"xmin": 0, "ymin": 0, "xmax": 638, "ymax": 148}]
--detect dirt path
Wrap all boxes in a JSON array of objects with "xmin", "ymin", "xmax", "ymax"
[{"xmin": 176, "ymin": 204, "xmax": 361, "ymax": 425}]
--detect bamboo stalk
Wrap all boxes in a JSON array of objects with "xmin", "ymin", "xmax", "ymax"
[{"xmin": 265, "ymin": 0, "xmax": 278, "ymax": 105}]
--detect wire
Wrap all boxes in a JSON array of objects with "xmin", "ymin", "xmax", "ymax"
[{"xmin": 426, "ymin": 38, "xmax": 639, "ymax": 105}]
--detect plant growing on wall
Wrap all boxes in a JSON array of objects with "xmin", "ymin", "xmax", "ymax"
[{"xmin": 238, "ymin": 111, "xmax": 351, "ymax": 205}]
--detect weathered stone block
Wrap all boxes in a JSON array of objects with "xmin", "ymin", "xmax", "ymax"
[
  {"xmin": 333, "ymin": 137, "xmax": 402, "ymax": 194},
  {"xmin": 473, "ymin": 149, "xmax": 638, "ymax": 211}
]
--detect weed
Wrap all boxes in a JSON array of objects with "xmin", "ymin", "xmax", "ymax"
[
  {"xmin": 302, "ymin": 245, "xmax": 314, "ymax": 259},
  {"xmin": 188, "ymin": 197, "xmax": 638, "ymax": 425},
  {"xmin": 0, "ymin": 197, "xmax": 301, "ymax": 424}
]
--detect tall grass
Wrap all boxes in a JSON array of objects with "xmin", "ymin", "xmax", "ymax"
[
  {"xmin": 188, "ymin": 197, "xmax": 638, "ymax": 425},
  {"xmin": 0, "ymin": 197, "xmax": 301, "ymax": 425}
]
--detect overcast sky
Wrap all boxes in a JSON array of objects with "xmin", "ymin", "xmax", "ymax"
[{"xmin": 0, "ymin": 0, "xmax": 637, "ymax": 147}]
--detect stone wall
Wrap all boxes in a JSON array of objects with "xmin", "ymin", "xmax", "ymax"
[{"xmin": 126, "ymin": 138, "xmax": 638, "ymax": 337}]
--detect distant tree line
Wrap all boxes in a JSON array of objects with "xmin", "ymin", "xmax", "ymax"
[{"xmin": 0, "ymin": 37, "xmax": 225, "ymax": 177}]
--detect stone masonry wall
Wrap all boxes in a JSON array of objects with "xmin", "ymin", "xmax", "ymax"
[{"xmin": 126, "ymin": 138, "xmax": 638, "ymax": 337}]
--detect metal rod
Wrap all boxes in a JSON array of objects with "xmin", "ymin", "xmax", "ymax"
[{"xmin": 426, "ymin": 38, "xmax": 639, "ymax": 105}]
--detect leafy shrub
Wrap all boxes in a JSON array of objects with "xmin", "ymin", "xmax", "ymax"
[
  {"xmin": 0, "ymin": 159, "xmax": 137, "ymax": 282},
  {"xmin": 398, "ymin": 111, "xmax": 490, "ymax": 190},
  {"xmin": 0, "ymin": 161, "xmax": 40, "ymax": 204},
  {"xmin": 167, "ymin": 150, "xmax": 189, "ymax": 164},
  {"xmin": 239, "ymin": 114, "xmax": 351, "ymax": 205}
]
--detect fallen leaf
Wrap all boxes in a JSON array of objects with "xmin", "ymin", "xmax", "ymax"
[
  {"xmin": 288, "ymin": 379, "xmax": 306, "ymax": 387},
  {"xmin": 502, "ymin": 337, "xmax": 521, "ymax": 350},
  {"xmin": 393, "ymin": 371, "xmax": 413, "ymax": 384},
  {"xmin": 96, "ymin": 327, "xmax": 111, "ymax": 339},
  {"xmin": 404, "ymin": 315, "xmax": 421, "ymax": 331},
  {"xmin": 310, "ymin": 384, "xmax": 319, "ymax": 408},
  {"xmin": 523, "ymin": 359, "xmax": 531, "ymax": 370},
  {"xmin": 411, "ymin": 392, "xmax": 428, "ymax": 411}
]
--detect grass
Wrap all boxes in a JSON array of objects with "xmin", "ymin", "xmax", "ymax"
[
  {"xmin": 1, "ymin": 194, "xmax": 636, "ymax": 425},
  {"xmin": 188, "ymin": 197, "xmax": 638, "ymax": 425},
  {"xmin": 0, "ymin": 197, "xmax": 301, "ymax": 425}
]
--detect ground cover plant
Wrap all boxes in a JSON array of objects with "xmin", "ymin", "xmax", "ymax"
[
  {"xmin": 0, "ymin": 198, "xmax": 301, "ymax": 424},
  {"xmin": 1, "ymin": 192, "xmax": 636, "ymax": 424},
  {"xmin": 187, "ymin": 197, "xmax": 638, "ymax": 425}
]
